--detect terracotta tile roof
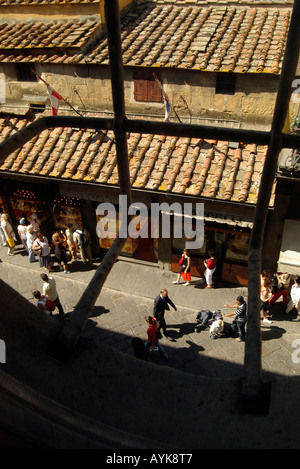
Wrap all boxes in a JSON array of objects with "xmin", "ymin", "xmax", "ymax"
[
  {"xmin": 0, "ymin": 2, "xmax": 291, "ymax": 73},
  {"xmin": 0, "ymin": 19, "xmax": 100, "ymax": 58},
  {"xmin": 0, "ymin": 114, "xmax": 275, "ymax": 206}
]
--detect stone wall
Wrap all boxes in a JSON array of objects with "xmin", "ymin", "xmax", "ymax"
[{"xmin": 0, "ymin": 63, "xmax": 298, "ymax": 130}]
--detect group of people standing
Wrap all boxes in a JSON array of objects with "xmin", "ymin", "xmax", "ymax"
[
  {"xmin": 144, "ymin": 259, "xmax": 300, "ymax": 357},
  {"xmin": 173, "ymin": 248, "xmax": 217, "ymax": 288},
  {"xmin": 260, "ymin": 270, "xmax": 300, "ymax": 323},
  {"xmin": 0, "ymin": 211, "xmax": 93, "ymax": 272}
]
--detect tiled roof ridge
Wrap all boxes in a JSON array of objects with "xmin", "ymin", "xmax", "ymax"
[
  {"xmin": 179, "ymin": 139, "xmax": 202, "ymax": 193},
  {"xmin": 0, "ymin": 17, "xmax": 101, "ymax": 52},
  {"xmin": 199, "ymin": 6, "xmax": 237, "ymax": 70},
  {"xmin": 0, "ymin": 113, "xmax": 274, "ymax": 206},
  {"xmin": 224, "ymin": 146, "xmax": 242, "ymax": 199},
  {"xmin": 0, "ymin": 3, "xmax": 291, "ymax": 73},
  {"xmin": 209, "ymin": 142, "xmax": 228, "ymax": 197}
]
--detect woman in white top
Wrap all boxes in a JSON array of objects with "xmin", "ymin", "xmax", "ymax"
[
  {"xmin": 32, "ymin": 232, "xmax": 54, "ymax": 271},
  {"xmin": 1, "ymin": 213, "xmax": 16, "ymax": 255}
]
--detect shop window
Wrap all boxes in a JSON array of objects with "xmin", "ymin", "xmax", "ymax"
[
  {"xmin": 134, "ymin": 70, "xmax": 162, "ymax": 103},
  {"xmin": 10, "ymin": 198, "xmax": 50, "ymax": 226},
  {"xmin": 96, "ymin": 210, "xmax": 158, "ymax": 261},
  {"xmin": 225, "ymin": 232, "xmax": 249, "ymax": 263},
  {"xmin": 215, "ymin": 72, "xmax": 236, "ymax": 95},
  {"xmin": 96, "ymin": 211, "xmax": 142, "ymax": 255},
  {"xmin": 16, "ymin": 64, "xmax": 38, "ymax": 83},
  {"xmin": 52, "ymin": 197, "xmax": 82, "ymax": 229}
]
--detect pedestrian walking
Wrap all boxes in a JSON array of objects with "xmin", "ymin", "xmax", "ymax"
[
  {"xmin": 32, "ymin": 233, "xmax": 54, "ymax": 272},
  {"xmin": 73, "ymin": 225, "xmax": 92, "ymax": 264},
  {"xmin": 223, "ymin": 296, "xmax": 247, "ymax": 342},
  {"xmin": 153, "ymin": 288, "xmax": 177, "ymax": 337},
  {"xmin": 144, "ymin": 316, "xmax": 168, "ymax": 360},
  {"xmin": 1, "ymin": 213, "xmax": 16, "ymax": 255},
  {"xmin": 40, "ymin": 273, "xmax": 65, "ymax": 318},
  {"xmin": 173, "ymin": 248, "xmax": 191, "ymax": 286},
  {"xmin": 204, "ymin": 249, "xmax": 217, "ymax": 288}
]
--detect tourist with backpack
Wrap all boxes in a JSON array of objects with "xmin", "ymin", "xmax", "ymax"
[{"xmin": 73, "ymin": 225, "xmax": 92, "ymax": 264}]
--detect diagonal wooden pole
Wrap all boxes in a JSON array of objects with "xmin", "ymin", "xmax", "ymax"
[
  {"xmin": 50, "ymin": 0, "xmax": 132, "ymax": 355},
  {"xmin": 242, "ymin": 0, "xmax": 300, "ymax": 408}
]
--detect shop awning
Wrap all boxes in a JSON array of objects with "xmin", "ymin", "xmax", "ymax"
[
  {"xmin": 277, "ymin": 219, "xmax": 300, "ymax": 274},
  {"xmin": 204, "ymin": 212, "xmax": 253, "ymax": 229}
]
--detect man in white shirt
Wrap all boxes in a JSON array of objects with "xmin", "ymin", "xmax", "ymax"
[
  {"xmin": 286, "ymin": 276, "xmax": 300, "ymax": 320},
  {"xmin": 40, "ymin": 273, "xmax": 65, "ymax": 318}
]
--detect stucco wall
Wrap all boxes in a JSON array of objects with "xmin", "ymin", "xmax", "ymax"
[{"xmin": 0, "ymin": 63, "xmax": 298, "ymax": 131}]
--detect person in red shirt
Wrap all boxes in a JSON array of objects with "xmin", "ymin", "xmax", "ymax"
[
  {"xmin": 204, "ymin": 249, "xmax": 217, "ymax": 289},
  {"xmin": 145, "ymin": 316, "xmax": 168, "ymax": 360}
]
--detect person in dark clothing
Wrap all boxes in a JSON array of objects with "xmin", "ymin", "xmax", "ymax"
[
  {"xmin": 153, "ymin": 288, "xmax": 177, "ymax": 337},
  {"xmin": 223, "ymin": 296, "xmax": 247, "ymax": 342},
  {"xmin": 173, "ymin": 248, "xmax": 191, "ymax": 286}
]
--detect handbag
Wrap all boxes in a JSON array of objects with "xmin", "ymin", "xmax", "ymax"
[
  {"xmin": 178, "ymin": 257, "xmax": 183, "ymax": 266},
  {"xmin": 33, "ymin": 240, "xmax": 42, "ymax": 255},
  {"xmin": 181, "ymin": 272, "xmax": 191, "ymax": 281},
  {"xmin": 7, "ymin": 237, "xmax": 15, "ymax": 248}
]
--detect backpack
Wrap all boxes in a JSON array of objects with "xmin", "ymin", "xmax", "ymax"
[
  {"xmin": 45, "ymin": 299, "xmax": 56, "ymax": 312},
  {"xmin": 77, "ymin": 229, "xmax": 89, "ymax": 247}
]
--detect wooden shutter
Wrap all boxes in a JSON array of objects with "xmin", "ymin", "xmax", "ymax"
[{"xmin": 134, "ymin": 70, "xmax": 163, "ymax": 103}]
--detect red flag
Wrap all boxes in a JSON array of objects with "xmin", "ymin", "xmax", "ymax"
[
  {"xmin": 153, "ymin": 73, "xmax": 173, "ymax": 122},
  {"xmin": 35, "ymin": 73, "xmax": 62, "ymax": 115}
]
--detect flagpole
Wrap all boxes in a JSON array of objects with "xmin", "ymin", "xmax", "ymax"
[
  {"xmin": 153, "ymin": 73, "xmax": 182, "ymax": 123},
  {"xmin": 33, "ymin": 70, "xmax": 115, "ymax": 143},
  {"xmin": 32, "ymin": 70, "xmax": 83, "ymax": 116}
]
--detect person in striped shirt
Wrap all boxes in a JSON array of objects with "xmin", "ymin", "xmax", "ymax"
[{"xmin": 223, "ymin": 296, "xmax": 247, "ymax": 342}]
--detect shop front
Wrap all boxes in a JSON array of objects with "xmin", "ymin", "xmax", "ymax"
[
  {"xmin": 171, "ymin": 214, "xmax": 252, "ymax": 286},
  {"xmin": 96, "ymin": 208, "xmax": 158, "ymax": 262},
  {"xmin": 2, "ymin": 183, "xmax": 84, "ymax": 244},
  {"xmin": 1, "ymin": 178, "xmax": 254, "ymax": 285}
]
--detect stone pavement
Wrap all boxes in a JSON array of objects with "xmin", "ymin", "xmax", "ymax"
[{"xmin": 1, "ymin": 242, "xmax": 300, "ymax": 381}]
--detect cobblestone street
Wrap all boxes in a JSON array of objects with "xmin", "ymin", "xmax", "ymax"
[{"xmin": 1, "ymin": 244, "xmax": 300, "ymax": 381}]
